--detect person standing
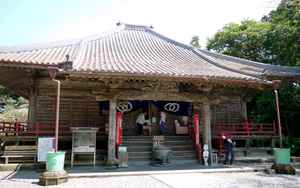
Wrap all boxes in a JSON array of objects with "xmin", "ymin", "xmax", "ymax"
[
  {"xmin": 159, "ymin": 112, "xmax": 167, "ymax": 135},
  {"xmin": 222, "ymin": 135, "xmax": 235, "ymax": 165},
  {"xmin": 136, "ymin": 112, "xmax": 146, "ymax": 135}
]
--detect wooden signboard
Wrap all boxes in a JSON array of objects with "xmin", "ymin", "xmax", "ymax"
[{"xmin": 38, "ymin": 137, "xmax": 55, "ymax": 162}]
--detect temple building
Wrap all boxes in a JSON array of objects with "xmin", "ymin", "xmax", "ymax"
[{"xmin": 0, "ymin": 23, "xmax": 299, "ymax": 165}]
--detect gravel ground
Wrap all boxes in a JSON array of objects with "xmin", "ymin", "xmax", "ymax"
[{"xmin": 0, "ymin": 170, "xmax": 300, "ymax": 188}]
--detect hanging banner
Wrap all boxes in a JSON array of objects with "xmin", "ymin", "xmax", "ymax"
[
  {"xmin": 153, "ymin": 101, "xmax": 192, "ymax": 116},
  {"xmin": 116, "ymin": 112, "xmax": 123, "ymax": 146},
  {"xmin": 99, "ymin": 100, "xmax": 192, "ymax": 116},
  {"xmin": 194, "ymin": 113, "xmax": 199, "ymax": 145},
  {"xmin": 99, "ymin": 101, "xmax": 148, "ymax": 114}
]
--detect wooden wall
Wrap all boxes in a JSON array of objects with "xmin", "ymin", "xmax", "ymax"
[
  {"xmin": 211, "ymin": 97, "xmax": 243, "ymax": 124},
  {"xmin": 33, "ymin": 82, "xmax": 108, "ymax": 135},
  {"xmin": 30, "ymin": 78, "xmax": 244, "ymax": 136}
]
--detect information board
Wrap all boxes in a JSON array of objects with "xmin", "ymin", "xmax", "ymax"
[{"xmin": 38, "ymin": 137, "xmax": 55, "ymax": 162}]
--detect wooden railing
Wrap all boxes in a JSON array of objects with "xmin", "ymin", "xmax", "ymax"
[
  {"xmin": 0, "ymin": 121, "xmax": 106, "ymax": 137},
  {"xmin": 212, "ymin": 121, "xmax": 278, "ymax": 138},
  {"xmin": 213, "ymin": 121, "xmax": 278, "ymax": 154}
]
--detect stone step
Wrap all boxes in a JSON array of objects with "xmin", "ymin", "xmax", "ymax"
[
  {"xmin": 172, "ymin": 155, "xmax": 197, "ymax": 160},
  {"xmin": 125, "ymin": 145, "xmax": 152, "ymax": 152},
  {"xmin": 123, "ymin": 136, "xmax": 192, "ymax": 140},
  {"xmin": 124, "ymin": 136, "xmax": 190, "ymax": 139},
  {"xmin": 123, "ymin": 137, "xmax": 153, "ymax": 141},
  {"xmin": 122, "ymin": 142, "xmax": 153, "ymax": 146},
  {"xmin": 128, "ymin": 151, "xmax": 196, "ymax": 160},
  {"xmin": 123, "ymin": 136, "xmax": 191, "ymax": 142},
  {"xmin": 125, "ymin": 144, "xmax": 194, "ymax": 152},
  {"xmin": 235, "ymin": 156, "xmax": 274, "ymax": 163},
  {"xmin": 234, "ymin": 147, "xmax": 272, "ymax": 157},
  {"xmin": 248, "ymin": 148, "xmax": 272, "ymax": 153},
  {"xmin": 172, "ymin": 150, "xmax": 196, "ymax": 156},
  {"xmin": 235, "ymin": 147, "xmax": 272, "ymax": 152},
  {"xmin": 122, "ymin": 140, "xmax": 153, "ymax": 144},
  {"xmin": 128, "ymin": 150, "xmax": 196, "ymax": 159},
  {"xmin": 123, "ymin": 140, "xmax": 193, "ymax": 146},
  {"xmin": 123, "ymin": 135, "xmax": 196, "ymax": 162}
]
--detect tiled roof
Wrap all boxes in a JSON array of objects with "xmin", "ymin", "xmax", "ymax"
[
  {"xmin": 0, "ymin": 24, "xmax": 298, "ymax": 82},
  {"xmin": 0, "ymin": 40, "xmax": 80, "ymax": 65},
  {"xmin": 198, "ymin": 49, "xmax": 300, "ymax": 78}
]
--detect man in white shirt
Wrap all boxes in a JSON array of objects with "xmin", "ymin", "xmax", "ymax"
[{"xmin": 136, "ymin": 112, "xmax": 146, "ymax": 135}]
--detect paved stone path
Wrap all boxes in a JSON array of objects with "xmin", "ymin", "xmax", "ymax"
[{"xmin": 1, "ymin": 170, "xmax": 300, "ymax": 188}]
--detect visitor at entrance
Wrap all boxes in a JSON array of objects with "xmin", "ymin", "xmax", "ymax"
[
  {"xmin": 159, "ymin": 112, "xmax": 167, "ymax": 135},
  {"xmin": 136, "ymin": 112, "xmax": 146, "ymax": 135},
  {"xmin": 222, "ymin": 135, "xmax": 235, "ymax": 165}
]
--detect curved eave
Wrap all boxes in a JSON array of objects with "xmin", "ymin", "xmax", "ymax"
[
  {"xmin": 66, "ymin": 69, "xmax": 272, "ymax": 88},
  {"xmin": 198, "ymin": 49, "xmax": 300, "ymax": 81},
  {"xmin": 0, "ymin": 60, "xmax": 57, "ymax": 70},
  {"xmin": 0, "ymin": 59, "xmax": 271, "ymax": 89}
]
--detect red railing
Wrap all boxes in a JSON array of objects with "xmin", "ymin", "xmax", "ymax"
[
  {"xmin": 0, "ymin": 121, "xmax": 106, "ymax": 137},
  {"xmin": 213, "ymin": 121, "xmax": 278, "ymax": 155},
  {"xmin": 212, "ymin": 121, "xmax": 278, "ymax": 138}
]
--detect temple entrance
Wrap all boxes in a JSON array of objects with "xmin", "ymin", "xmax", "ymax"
[
  {"xmin": 98, "ymin": 100, "xmax": 199, "ymax": 163},
  {"xmin": 99, "ymin": 100, "xmax": 193, "ymax": 136}
]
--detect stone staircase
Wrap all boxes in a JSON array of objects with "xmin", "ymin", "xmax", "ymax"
[
  {"xmin": 122, "ymin": 135, "xmax": 197, "ymax": 164},
  {"xmin": 233, "ymin": 147, "xmax": 274, "ymax": 163}
]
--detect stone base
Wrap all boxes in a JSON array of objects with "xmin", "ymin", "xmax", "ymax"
[
  {"xmin": 271, "ymin": 164, "xmax": 296, "ymax": 175},
  {"xmin": 39, "ymin": 170, "xmax": 69, "ymax": 186}
]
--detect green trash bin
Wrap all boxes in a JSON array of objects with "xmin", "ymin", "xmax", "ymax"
[
  {"xmin": 273, "ymin": 148, "xmax": 290, "ymax": 165},
  {"xmin": 46, "ymin": 151, "xmax": 66, "ymax": 171}
]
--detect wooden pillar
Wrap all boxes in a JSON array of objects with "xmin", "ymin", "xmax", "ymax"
[
  {"xmin": 241, "ymin": 100, "xmax": 248, "ymax": 122},
  {"xmin": 28, "ymin": 79, "xmax": 37, "ymax": 124},
  {"xmin": 241, "ymin": 96, "xmax": 251, "ymax": 152},
  {"xmin": 28, "ymin": 94, "xmax": 36, "ymax": 122},
  {"xmin": 203, "ymin": 103, "xmax": 213, "ymax": 165},
  {"xmin": 107, "ymin": 98, "xmax": 117, "ymax": 164}
]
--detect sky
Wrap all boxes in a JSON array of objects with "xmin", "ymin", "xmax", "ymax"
[{"xmin": 0, "ymin": 0, "xmax": 281, "ymax": 47}]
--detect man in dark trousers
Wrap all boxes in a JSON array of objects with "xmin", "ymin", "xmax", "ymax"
[
  {"xmin": 136, "ymin": 111, "xmax": 146, "ymax": 135},
  {"xmin": 222, "ymin": 135, "xmax": 235, "ymax": 165}
]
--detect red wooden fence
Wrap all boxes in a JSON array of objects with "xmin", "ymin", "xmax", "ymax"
[
  {"xmin": 212, "ymin": 121, "xmax": 277, "ymax": 138},
  {"xmin": 0, "ymin": 121, "xmax": 105, "ymax": 137}
]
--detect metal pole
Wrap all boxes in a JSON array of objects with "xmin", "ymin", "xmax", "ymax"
[{"xmin": 274, "ymin": 89, "xmax": 283, "ymax": 148}]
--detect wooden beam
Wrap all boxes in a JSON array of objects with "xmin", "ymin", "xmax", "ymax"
[
  {"xmin": 28, "ymin": 80, "xmax": 38, "ymax": 123},
  {"xmin": 203, "ymin": 103, "xmax": 213, "ymax": 165},
  {"xmin": 241, "ymin": 100, "xmax": 248, "ymax": 121},
  {"xmin": 107, "ymin": 97, "xmax": 117, "ymax": 164}
]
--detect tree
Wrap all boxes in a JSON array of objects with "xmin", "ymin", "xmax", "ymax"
[
  {"xmin": 207, "ymin": 20, "xmax": 272, "ymax": 64},
  {"xmin": 205, "ymin": 0, "xmax": 300, "ymax": 137},
  {"xmin": 190, "ymin": 36, "xmax": 201, "ymax": 48},
  {"xmin": 263, "ymin": 0, "xmax": 300, "ymax": 66},
  {"xmin": 0, "ymin": 85, "xmax": 8, "ymax": 97}
]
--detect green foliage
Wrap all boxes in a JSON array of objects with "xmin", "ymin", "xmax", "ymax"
[
  {"xmin": 205, "ymin": 0, "xmax": 300, "ymax": 138},
  {"xmin": 263, "ymin": 0, "xmax": 300, "ymax": 66},
  {"xmin": 0, "ymin": 85, "xmax": 9, "ymax": 97},
  {"xmin": 0, "ymin": 84, "xmax": 28, "ymax": 121},
  {"xmin": 207, "ymin": 20, "xmax": 272, "ymax": 64},
  {"xmin": 248, "ymin": 83, "xmax": 300, "ymax": 136}
]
